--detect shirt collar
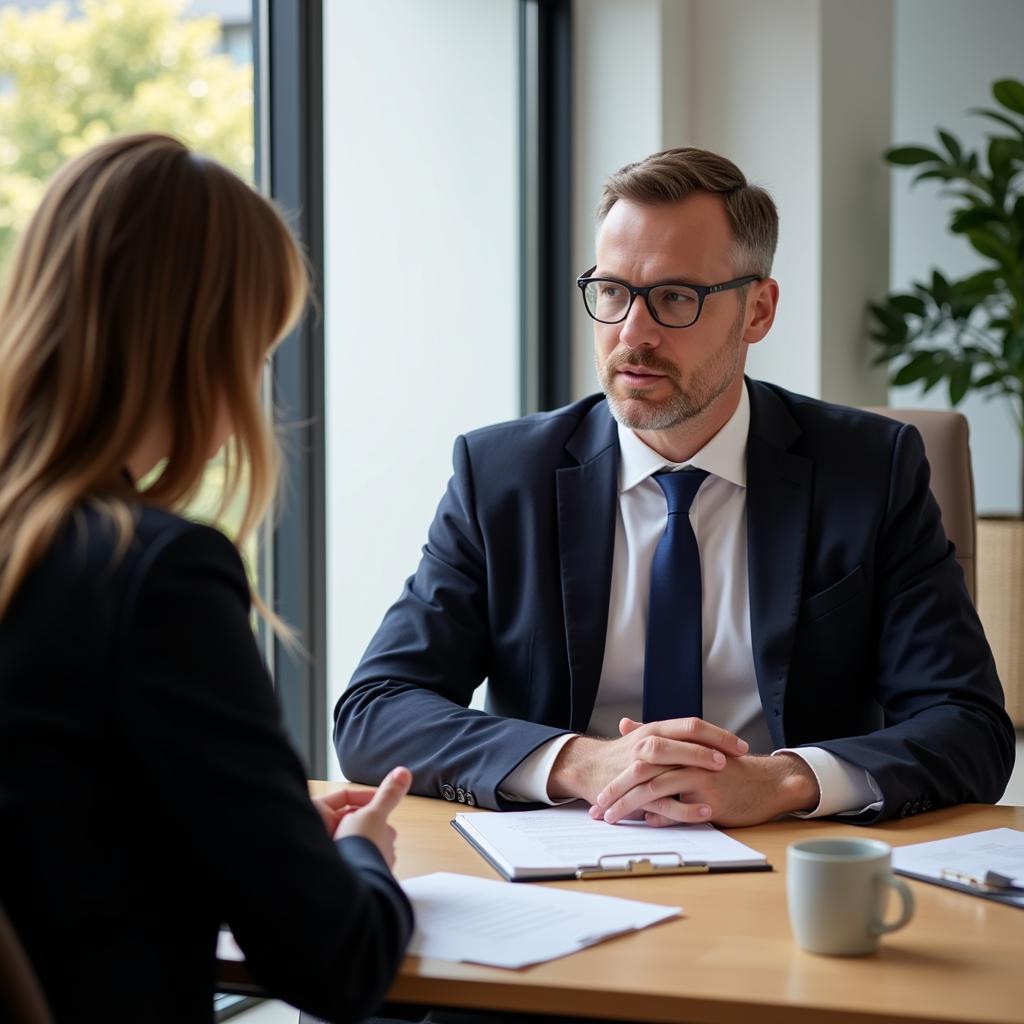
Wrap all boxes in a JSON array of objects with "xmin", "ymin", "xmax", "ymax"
[{"xmin": 617, "ymin": 380, "xmax": 750, "ymax": 494}]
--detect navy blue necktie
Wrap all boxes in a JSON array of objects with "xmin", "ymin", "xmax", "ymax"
[{"xmin": 643, "ymin": 468, "xmax": 710, "ymax": 723}]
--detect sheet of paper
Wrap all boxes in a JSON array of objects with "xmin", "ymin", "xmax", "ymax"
[
  {"xmin": 401, "ymin": 871, "xmax": 680, "ymax": 968},
  {"xmin": 892, "ymin": 827, "xmax": 1024, "ymax": 903},
  {"xmin": 455, "ymin": 805, "xmax": 766, "ymax": 878}
]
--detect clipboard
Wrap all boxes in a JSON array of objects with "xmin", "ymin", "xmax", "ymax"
[
  {"xmin": 452, "ymin": 807, "xmax": 772, "ymax": 883},
  {"xmin": 891, "ymin": 827, "xmax": 1024, "ymax": 910},
  {"xmin": 893, "ymin": 865, "xmax": 1024, "ymax": 909}
]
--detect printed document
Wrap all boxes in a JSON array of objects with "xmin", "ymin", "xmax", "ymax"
[
  {"xmin": 401, "ymin": 871, "xmax": 680, "ymax": 968},
  {"xmin": 453, "ymin": 805, "xmax": 768, "ymax": 880}
]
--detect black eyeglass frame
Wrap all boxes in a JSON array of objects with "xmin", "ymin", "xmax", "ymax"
[{"xmin": 576, "ymin": 266, "xmax": 760, "ymax": 328}]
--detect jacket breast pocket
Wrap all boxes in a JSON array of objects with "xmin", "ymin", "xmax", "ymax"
[{"xmin": 804, "ymin": 564, "xmax": 867, "ymax": 621}]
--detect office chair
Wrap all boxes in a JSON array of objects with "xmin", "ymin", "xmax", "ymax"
[
  {"xmin": 0, "ymin": 904, "xmax": 52, "ymax": 1024},
  {"xmin": 863, "ymin": 407, "xmax": 976, "ymax": 603}
]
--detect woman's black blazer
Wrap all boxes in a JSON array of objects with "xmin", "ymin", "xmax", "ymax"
[{"xmin": 0, "ymin": 505, "xmax": 412, "ymax": 1022}]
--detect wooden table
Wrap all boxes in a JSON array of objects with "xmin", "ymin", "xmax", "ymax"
[{"xmin": 229, "ymin": 789, "xmax": 1024, "ymax": 1023}]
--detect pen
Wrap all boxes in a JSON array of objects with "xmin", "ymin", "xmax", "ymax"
[{"xmin": 983, "ymin": 870, "xmax": 1024, "ymax": 893}]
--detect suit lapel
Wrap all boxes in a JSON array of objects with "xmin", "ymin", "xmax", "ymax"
[
  {"xmin": 745, "ymin": 381, "xmax": 812, "ymax": 747},
  {"xmin": 557, "ymin": 402, "xmax": 619, "ymax": 733}
]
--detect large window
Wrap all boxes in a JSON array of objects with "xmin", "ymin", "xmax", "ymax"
[{"xmin": 0, "ymin": 0, "xmax": 257, "ymax": 555}]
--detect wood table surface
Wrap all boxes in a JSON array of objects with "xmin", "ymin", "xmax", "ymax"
[{"xmin": 298, "ymin": 786, "xmax": 1024, "ymax": 1024}]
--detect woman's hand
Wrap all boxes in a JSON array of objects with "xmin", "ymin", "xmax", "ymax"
[
  {"xmin": 312, "ymin": 785, "xmax": 379, "ymax": 836},
  {"xmin": 334, "ymin": 767, "xmax": 412, "ymax": 869}
]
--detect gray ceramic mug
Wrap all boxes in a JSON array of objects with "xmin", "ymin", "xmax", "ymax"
[{"xmin": 787, "ymin": 837, "xmax": 914, "ymax": 955}]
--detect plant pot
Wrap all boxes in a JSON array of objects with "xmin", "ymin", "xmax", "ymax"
[{"xmin": 977, "ymin": 517, "xmax": 1024, "ymax": 729}]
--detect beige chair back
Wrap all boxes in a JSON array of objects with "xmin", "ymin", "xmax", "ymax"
[
  {"xmin": 0, "ymin": 905, "xmax": 52, "ymax": 1024},
  {"xmin": 863, "ymin": 407, "xmax": 976, "ymax": 603}
]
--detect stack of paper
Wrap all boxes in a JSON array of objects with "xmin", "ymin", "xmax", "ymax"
[
  {"xmin": 401, "ymin": 871, "xmax": 680, "ymax": 968},
  {"xmin": 453, "ymin": 805, "xmax": 769, "ymax": 881}
]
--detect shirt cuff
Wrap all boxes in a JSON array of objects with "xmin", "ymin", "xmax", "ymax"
[
  {"xmin": 497, "ymin": 734, "xmax": 578, "ymax": 804},
  {"xmin": 773, "ymin": 746, "xmax": 883, "ymax": 818}
]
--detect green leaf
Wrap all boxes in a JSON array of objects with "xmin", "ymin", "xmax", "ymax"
[
  {"xmin": 892, "ymin": 352, "xmax": 937, "ymax": 386},
  {"xmin": 998, "ymin": 138, "xmax": 1024, "ymax": 162},
  {"xmin": 886, "ymin": 145, "xmax": 942, "ymax": 166},
  {"xmin": 912, "ymin": 168, "xmax": 953, "ymax": 185},
  {"xmin": 969, "ymin": 107, "xmax": 1024, "ymax": 138},
  {"xmin": 988, "ymin": 137, "xmax": 1015, "ymax": 178},
  {"xmin": 966, "ymin": 229, "xmax": 1016, "ymax": 266},
  {"xmin": 937, "ymin": 130, "xmax": 962, "ymax": 163},
  {"xmin": 931, "ymin": 271, "xmax": 952, "ymax": 303},
  {"xmin": 950, "ymin": 208, "xmax": 1003, "ymax": 234},
  {"xmin": 957, "ymin": 269, "xmax": 1003, "ymax": 297},
  {"xmin": 975, "ymin": 372, "xmax": 1008, "ymax": 389},
  {"xmin": 923, "ymin": 358, "xmax": 948, "ymax": 391},
  {"xmin": 869, "ymin": 302, "xmax": 910, "ymax": 339},
  {"xmin": 993, "ymin": 78, "xmax": 1024, "ymax": 116},
  {"xmin": 948, "ymin": 364, "xmax": 972, "ymax": 405},
  {"xmin": 888, "ymin": 294, "xmax": 928, "ymax": 317},
  {"xmin": 948, "ymin": 190, "xmax": 990, "ymax": 210}
]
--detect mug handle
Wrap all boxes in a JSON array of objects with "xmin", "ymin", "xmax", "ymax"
[{"xmin": 872, "ymin": 874, "xmax": 915, "ymax": 935}]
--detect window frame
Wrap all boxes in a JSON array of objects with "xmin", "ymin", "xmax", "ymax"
[
  {"xmin": 254, "ymin": 0, "xmax": 328, "ymax": 776},
  {"xmin": 520, "ymin": 0, "xmax": 573, "ymax": 413}
]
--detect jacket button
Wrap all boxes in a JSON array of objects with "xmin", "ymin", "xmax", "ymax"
[
  {"xmin": 899, "ymin": 802, "xmax": 910, "ymax": 818},
  {"xmin": 441, "ymin": 784, "xmax": 456, "ymax": 801},
  {"xmin": 456, "ymin": 788, "xmax": 467, "ymax": 803},
  {"xmin": 466, "ymin": 792, "xmax": 476, "ymax": 806}
]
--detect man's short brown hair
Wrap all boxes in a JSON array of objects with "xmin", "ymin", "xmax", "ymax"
[{"xmin": 597, "ymin": 147, "xmax": 778, "ymax": 278}]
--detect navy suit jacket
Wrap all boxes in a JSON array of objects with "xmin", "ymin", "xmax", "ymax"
[{"xmin": 335, "ymin": 379, "xmax": 1014, "ymax": 822}]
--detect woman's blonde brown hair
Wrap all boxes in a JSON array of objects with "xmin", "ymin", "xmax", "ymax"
[{"xmin": 0, "ymin": 132, "xmax": 308, "ymax": 620}]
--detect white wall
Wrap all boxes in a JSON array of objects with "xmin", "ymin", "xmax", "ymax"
[
  {"xmin": 323, "ymin": 0, "xmax": 519, "ymax": 774},
  {"xmin": 571, "ymin": 0, "xmax": 667, "ymax": 399},
  {"xmin": 891, "ymin": 0, "xmax": 1024, "ymax": 515},
  {"xmin": 689, "ymin": 0, "xmax": 825, "ymax": 398}
]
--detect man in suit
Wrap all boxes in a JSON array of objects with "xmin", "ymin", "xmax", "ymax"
[{"xmin": 335, "ymin": 147, "xmax": 1014, "ymax": 826}]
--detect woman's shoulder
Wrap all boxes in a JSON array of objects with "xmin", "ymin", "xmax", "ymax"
[
  {"xmin": 71, "ymin": 503, "xmax": 235, "ymax": 562},
  {"xmin": 64, "ymin": 504, "xmax": 246, "ymax": 604},
  {"xmin": 2, "ymin": 505, "xmax": 247, "ymax": 669},
  {"xmin": 129, "ymin": 505, "xmax": 242, "ymax": 568}
]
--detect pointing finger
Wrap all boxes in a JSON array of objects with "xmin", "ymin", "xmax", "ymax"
[{"xmin": 367, "ymin": 766, "xmax": 412, "ymax": 815}]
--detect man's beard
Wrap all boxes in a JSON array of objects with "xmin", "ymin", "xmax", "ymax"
[{"xmin": 596, "ymin": 311, "xmax": 746, "ymax": 432}]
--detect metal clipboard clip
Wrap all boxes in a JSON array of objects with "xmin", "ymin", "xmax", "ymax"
[
  {"xmin": 575, "ymin": 851, "xmax": 710, "ymax": 880},
  {"xmin": 940, "ymin": 868, "xmax": 1024, "ymax": 894}
]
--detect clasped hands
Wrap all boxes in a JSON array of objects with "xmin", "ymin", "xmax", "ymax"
[{"xmin": 549, "ymin": 717, "xmax": 819, "ymax": 827}]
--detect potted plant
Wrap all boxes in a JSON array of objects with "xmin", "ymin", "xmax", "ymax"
[{"xmin": 869, "ymin": 77, "xmax": 1023, "ymax": 728}]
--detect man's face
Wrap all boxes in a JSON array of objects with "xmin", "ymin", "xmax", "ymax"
[{"xmin": 593, "ymin": 193, "xmax": 757, "ymax": 433}]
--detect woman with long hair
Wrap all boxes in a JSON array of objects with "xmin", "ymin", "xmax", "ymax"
[{"xmin": 0, "ymin": 133, "xmax": 413, "ymax": 1022}]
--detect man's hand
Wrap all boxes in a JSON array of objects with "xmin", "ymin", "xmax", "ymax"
[
  {"xmin": 590, "ymin": 741, "xmax": 820, "ymax": 827},
  {"xmin": 548, "ymin": 716, "xmax": 749, "ymax": 806},
  {"xmin": 335, "ymin": 766, "xmax": 412, "ymax": 869}
]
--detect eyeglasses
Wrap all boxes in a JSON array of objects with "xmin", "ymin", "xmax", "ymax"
[{"xmin": 576, "ymin": 266, "xmax": 760, "ymax": 329}]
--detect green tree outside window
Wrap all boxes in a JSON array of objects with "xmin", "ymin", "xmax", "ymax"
[{"xmin": 0, "ymin": 0, "xmax": 258, "ymax": 555}]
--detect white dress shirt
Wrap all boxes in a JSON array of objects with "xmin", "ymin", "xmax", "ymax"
[{"xmin": 501, "ymin": 383, "xmax": 882, "ymax": 818}]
